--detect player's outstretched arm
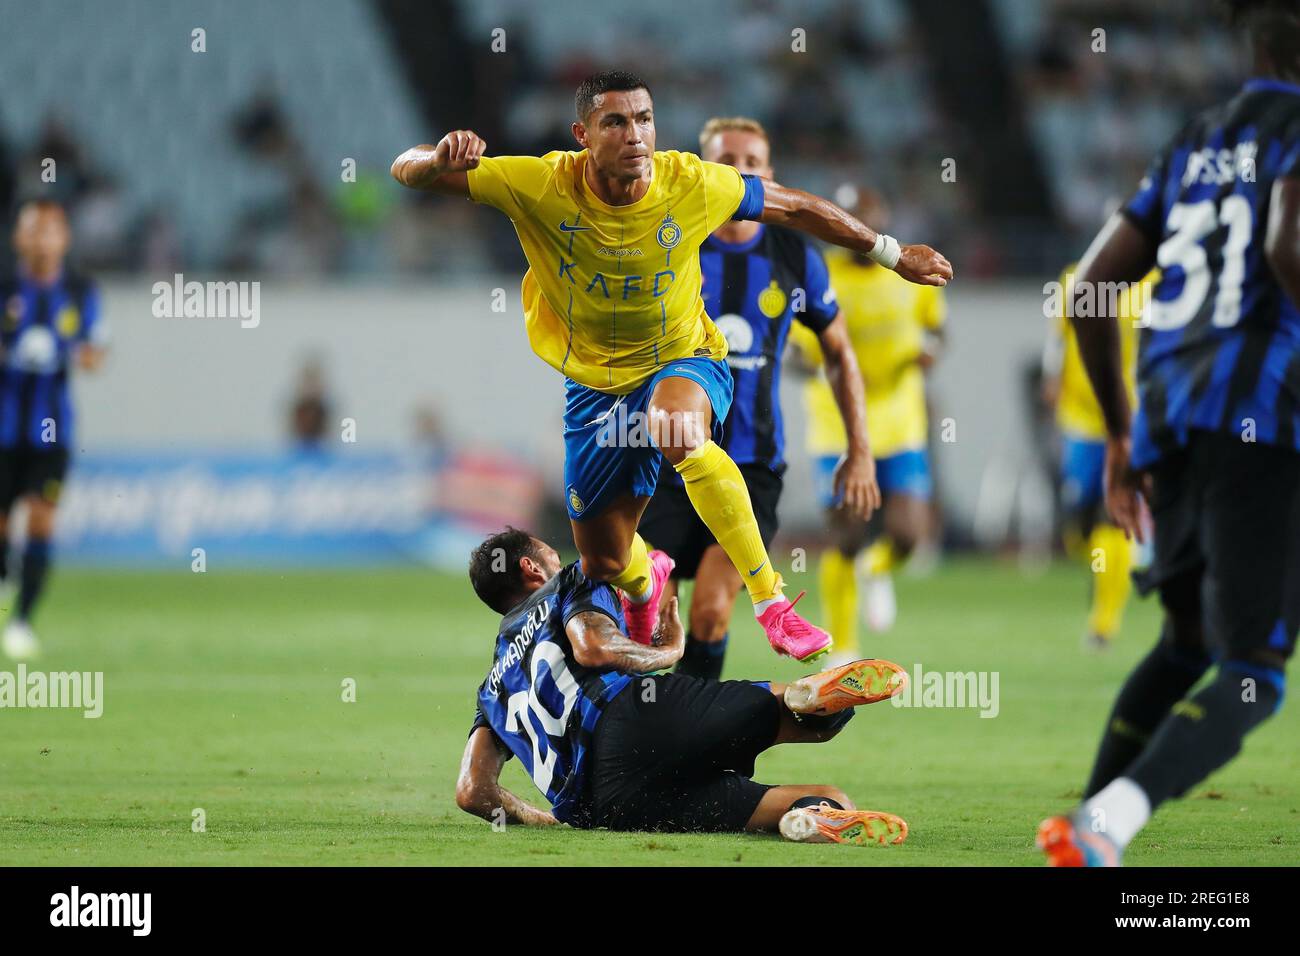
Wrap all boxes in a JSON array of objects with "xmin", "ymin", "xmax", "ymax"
[
  {"xmin": 390, "ymin": 130, "xmax": 487, "ymax": 197},
  {"xmin": 1071, "ymin": 212, "xmax": 1156, "ymax": 542},
  {"xmin": 758, "ymin": 181, "xmax": 953, "ymax": 287},
  {"xmin": 455, "ymin": 726, "xmax": 558, "ymax": 826},
  {"xmin": 817, "ymin": 314, "xmax": 880, "ymax": 520},
  {"xmin": 566, "ymin": 597, "xmax": 684, "ymax": 673}
]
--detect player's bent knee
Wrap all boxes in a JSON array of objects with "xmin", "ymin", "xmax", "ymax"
[
  {"xmin": 647, "ymin": 405, "xmax": 708, "ymax": 464},
  {"xmin": 689, "ymin": 603, "xmax": 732, "ymax": 643},
  {"xmin": 890, "ymin": 530, "xmax": 920, "ymax": 559}
]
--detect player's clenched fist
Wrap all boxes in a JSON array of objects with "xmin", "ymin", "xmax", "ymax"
[
  {"xmin": 895, "ymin": 244, "xmax": 953, "ymax": 287},
  {"xmin": 434, "ymin": 129, "xmax": 487, "ymax": 174}
]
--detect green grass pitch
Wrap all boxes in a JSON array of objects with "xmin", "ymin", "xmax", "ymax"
[{"xmin": 1, "ymin": 559, "xmax": 1295, "ymax": 866}]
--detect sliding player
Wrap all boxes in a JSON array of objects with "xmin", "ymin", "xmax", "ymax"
[
  {"xmin": 639, "ymin": 117, "xmax": 878, "ymax": 681},
  {"xmin": 1038, "ymin": 0, "xmax": 1300, "ymax": 865},
  {"xmin": 0, "ymin": 200, "xmax": 106, "ymax": 660},
  {"xmin": 457, "ymin": 527, "xmax": 909, "ymax": 843},
  {"xmin": 789, "ymin": 187, "xmax": 945, "ymax": 655},
  {"xmin": 1042, "ymin": 262, "xmax": 1152, "ymax": 650},
  {"xmin": 392, "ymin": 71, "xmax": 951, "ymax": 664}
]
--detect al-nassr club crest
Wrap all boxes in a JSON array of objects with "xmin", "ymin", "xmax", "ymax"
[{"xmin": 656, "ymin": 212, "xmax": 682, "ymax": 250}]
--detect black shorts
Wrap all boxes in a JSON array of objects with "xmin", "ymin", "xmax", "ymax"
[
  {"xmin": 639, "ymin": 463, "xmax": 782, "ymax": 579},
  {"xmin": 1136, "ymin": 430, "xmax": 1300, "ymax": 662},
  {"xmin": 0, "ymin": 446, "xmax": 70, "ymax": 510},
  {"xmin": 577, "ymin": 673, "xmax": 781, "ymax": 832}
]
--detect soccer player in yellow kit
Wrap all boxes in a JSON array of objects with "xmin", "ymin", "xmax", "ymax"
[
  {"xmin": 392, "ymin": 71, "xmax": 951, "ymax": 661},
  {"xmin": 790, "ymin": 188, "xmax": 945, "ymax": 655},
  {"xmin": 1042, "ymin": 265, "xmax": 1152, "ymax": 650}
]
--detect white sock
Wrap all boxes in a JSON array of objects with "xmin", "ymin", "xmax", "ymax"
[
  {"xmin": 1081, "ymin": 777, "xmax": 1151, "ymax": 848},
  {"xmin": 623, "ymin": 581, "xmax": 653, "ymax": 605},
  {"xmin": 753, "ymin": 594, "xmax": 786, "ymax": 617}
]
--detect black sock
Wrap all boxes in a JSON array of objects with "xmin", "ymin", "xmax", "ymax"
[
  {"xmin": 17, "ymin": 538, "xmax": 51, "ymax": 621},
  {"xmin": 0, "ymin": 540, "xmax": 8, "ymax": 583},
  {"xmin": 675, "ymin": 632, "xmax": 728, "ymax": 681},
  {"xmin": 793, "ymin": 708, "xmax": 856, "ymax": 736},
  {"xmin": 1085, "ymin": 634, "xmax": 1211, "ymax": 797},
  {"xmin": 789, "ymin": 795, "xmax": 844, "ymax": 812},
  {"xmin": 1126, "ymin": 664, "xmax": 1283, "ymax": 809}
]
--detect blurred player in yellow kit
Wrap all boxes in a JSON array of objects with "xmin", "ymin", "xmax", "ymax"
[
  {"xmin": 1041, "ymin": 265, "xmax": 1153, "ymax": 650},
  {"xmin": 791, "ymin": 188, "xmax": 946, "ymax": 656},
  {"xmin": 392, "ymin": 72, "xmax": 952, "ymax": 662}
]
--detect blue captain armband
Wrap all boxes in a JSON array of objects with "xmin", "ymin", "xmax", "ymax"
[{"xmin": 732, "ymin": 174, "xmax": 766, "ymax": 221}]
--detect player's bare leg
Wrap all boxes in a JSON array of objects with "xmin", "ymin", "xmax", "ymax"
[
  {"xmin": 2, "ymin": 494, "xmax": 57, "ymax": 660},
  {"xmin": 688, "ymin": 545, "xmax": 742, "ymax": 642},
  {"xmin": 570, "ymin": 492, "xmax": 675, "ymax": 645},
  {"xmin": 0, "ymin": 510, "xmax": 12, "ymax": 616},
  {"xmin": 820, "ymin": 505, "xmax": 871, "ymax": 660},
  {"xmin": 569, "ymin": 491, "xmax": 648, "ymax": 583},
  {"xmin": 745, "ymin": 784, "xmax": 854, "ymax": 830},
  {"xmin": 649, "ymin": 374, "xmax": 831, "ymax": 661},
  {"xmin": 746, "ymin": 783, "xmax": 908, "ymax": 846},
  {"xmin": 739, "ymin": 679, "xmax": 906, "ymax": 843},
  {"xmin": 857, "ymin": 492, "xmax": 928, "ymax": 634},
  {"xmin": 674, "ymin": 544, "xmax": 743, "ymax": 679}
]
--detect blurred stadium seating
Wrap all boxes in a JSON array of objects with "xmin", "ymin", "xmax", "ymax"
[{"xmin": 0, "ymin": 0, "xmax": 1244, "ymax": 565}]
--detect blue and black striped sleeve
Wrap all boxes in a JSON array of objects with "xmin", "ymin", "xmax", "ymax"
[
  {"xmin": 559, "ymin": 565, "xmax": 624, "ymax": 630},
  {"xmin": 1123, "ymin": 141, "xmax": 1174, "ymax": 244},
  {"xmin": 797, "ymin": 244, "xmax": 839, "ymax": 332}
]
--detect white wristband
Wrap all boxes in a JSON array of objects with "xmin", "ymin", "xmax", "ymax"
[{"xmin": 867, "ymin": 233, "xmax": 901, "ymax": 270}]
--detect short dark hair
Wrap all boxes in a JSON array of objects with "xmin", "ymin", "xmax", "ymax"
[
  {"xmin": 575, "ymin": 70, "xmax": 652, "ymax": 122},
  {"xmin": 1225, "ymin": 0, "xmax": 1300, "ymax": 24},
  {"xmin": 468, "ymin": 527, "xmax": 541, "ymax": 614},
  {"xmin": 1225, "ymin": 0, "xmax": 1300, "ymax": 73}
]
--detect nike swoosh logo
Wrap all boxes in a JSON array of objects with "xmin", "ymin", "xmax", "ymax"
[
  {"xmin": 558, "ymin": 222, "xmax": 591, "ymax": 232},
  {"xmin": 748, "ymin": 561, "xmax": 767, "ymax": 576}
]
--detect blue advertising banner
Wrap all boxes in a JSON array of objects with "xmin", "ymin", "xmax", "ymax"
[{"xmin": 52, "ymin": 450, "xmax": 544, "ymax": 568}]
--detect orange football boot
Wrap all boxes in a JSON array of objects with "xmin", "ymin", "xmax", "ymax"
[{"xmin": 783, "ymin": 658, "xmax": 908, "ymax": 716}]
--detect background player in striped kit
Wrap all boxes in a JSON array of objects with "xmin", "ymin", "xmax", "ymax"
[
  {"xmin": 790, "ymin": 188, "xmax": 946, "ymax": 655},
  {"xmin": 0, "ymin": 200, "xmax": 107, "ymax": 660},
  {"xmin": 639, "ymin": 117, "xmax": 879, "ymax": 681},
  {"xmin": 458, "ymin": 527, "xmax": 909, "ymax": 844},
  {"xmin": 1039, "ymin": 0, "xmax": 1300, "ymax": 866}
]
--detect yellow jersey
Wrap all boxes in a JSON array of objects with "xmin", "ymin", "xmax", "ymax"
[
  {"xmin": 1052, "ymin": 266, "xmax": 1150, "ymax": 440},
  {"xmin": 466, "ymin": 149, "xmax": 747, "ymax": 394},
  {"xmin": 790, "ymin": 252, "xmax": 946, "ymax": 458}
]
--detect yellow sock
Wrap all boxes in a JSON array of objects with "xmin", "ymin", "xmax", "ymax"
[
  {"xmin": 673, "ymin": 440, "xmax": 781, "ymax": 604},
  {"xmin": 1087, "ymin": 524, "xmax": 1133, "ymax": 639},
  {"xmin": 1062, "ymin": 523, "xmax": 1088, "ymax": 561},
  {"xmin": 863, "ymin": 538, "xmax": 898, "ymax": 576},
  {"xmin": 820, "ymin": 549, "xmax": 858, "ymax": 654},
  {"xmin": 607, "ymin": 532, "xmax": 652, "ymax": 601}
]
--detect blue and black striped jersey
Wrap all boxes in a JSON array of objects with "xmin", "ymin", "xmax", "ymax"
[
  {"xmin": 469, "ymin": 562, "xmax": 633, "ymax": 824},
  {"xmin": 696, "ymin": 224, "xmax": 837, "ymax": 473},
  {"xmin": 1124, "ymin": 78, "xmax": 1300, "ymax": 467},
  {"xmin": 0, "ymin": 270, "xmax": 104, "ymax": 449}
]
